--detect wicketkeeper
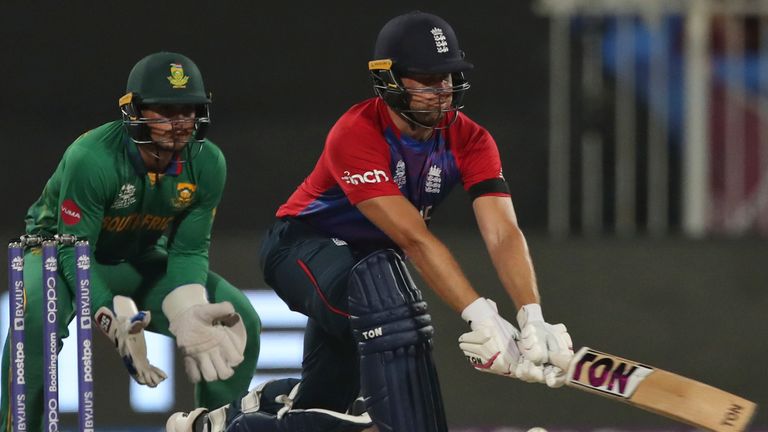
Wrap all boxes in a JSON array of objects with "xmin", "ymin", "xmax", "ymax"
[{"xmin": 0, "ymin": 51, "xmax": 261, "ymax": 432}]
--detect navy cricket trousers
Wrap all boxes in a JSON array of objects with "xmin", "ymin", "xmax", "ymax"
[{"xmin": 259, "ymin": 218, "xmax": 361, "ymax": 412}]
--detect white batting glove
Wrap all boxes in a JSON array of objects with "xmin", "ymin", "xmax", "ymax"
[
  {"xmin": 516, "ymin": 304, "xmax": 574, "ymax": 388},
  {"xmin": 458, "ymin": 298, "xmax": 545, "ymax": 383},
  {"xmin": 163, "ymin": 284, "xmax": 247, "ymax": 383},
  {"xmin": 543, "ymin": 364, "xmax": 568, "ymax": 388},
  {"xmin": 96, "ymin": 296, "xmax": 168, "ymax": 387}
]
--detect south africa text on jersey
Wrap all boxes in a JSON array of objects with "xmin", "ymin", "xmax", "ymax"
[{"xmin": 102, "ymin": 214, "xmax": 174, "ymax": 232}]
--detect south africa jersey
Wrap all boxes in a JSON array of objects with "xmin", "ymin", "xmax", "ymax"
[
  {"xmin": 25, "ymin": 120, "xmax": 226, "ymax": 295},
  {"xmin": 277, "ymin": 97, "xmax": 510, "ymax": 251}
]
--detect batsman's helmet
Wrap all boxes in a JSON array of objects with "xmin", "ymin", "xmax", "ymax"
[
  {"xmin": 119, "ymin": 51, "xmax": 212, "ymax": 144},
  {"xmin": 369, "ymin": 11, "xmax": 472, "ymax": 129}
]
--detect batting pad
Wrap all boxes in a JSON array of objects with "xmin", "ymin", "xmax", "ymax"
[{"xmin": 348, "ymin": 249, "xmax": 448, "ymax": 432}]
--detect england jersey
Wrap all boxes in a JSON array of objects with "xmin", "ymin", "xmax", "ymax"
[{"xmin": 277, "ymin": 97, "xmax": 509, "ymax": 251}]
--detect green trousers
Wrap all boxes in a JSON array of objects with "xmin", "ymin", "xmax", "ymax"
[{"xmin": 1, "ymin": 248, "xmax": 261, "ymax": 432}]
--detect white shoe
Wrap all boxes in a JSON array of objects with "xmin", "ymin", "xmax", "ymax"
[{"xmin": 166, "ymin": 407, "xmax": 209, "ymax": 432}]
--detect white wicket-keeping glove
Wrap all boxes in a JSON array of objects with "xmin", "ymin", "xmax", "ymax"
[
  {"xmin": 516, "ymin": 303, "xmax": 574, "ymax": 387},
  {"xmin": 458, "ymin": 298, "xmax": 545, "ymax": 383},
  {"xmin": 96, "ymin": 295, "xmax": 168, "ymax": 387},
  {"xmin": 163, "ymin": 284, "xmax": 247, "ymax": 383}
]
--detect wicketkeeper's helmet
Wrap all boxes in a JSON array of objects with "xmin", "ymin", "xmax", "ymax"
[{"xmin": 119, "ymin": 51, "xmax": 212, "ymax": 144}]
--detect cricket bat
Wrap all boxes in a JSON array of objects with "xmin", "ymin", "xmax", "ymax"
[{"xmin": 566, "ymin": 347, "xmax": 757, "ymax": 432}]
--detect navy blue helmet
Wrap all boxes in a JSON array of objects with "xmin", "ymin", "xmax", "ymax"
[{"xmin": 369, "ymin": 11, "xmax": 472, "ymax": 129}]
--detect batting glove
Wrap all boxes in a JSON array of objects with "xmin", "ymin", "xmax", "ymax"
[
  {"xmin": 458, "ymin": 297, "xmax": 545, "ymax": 383},
  {"xmin": 517, "ymin": 303, "xmax": 574, "ymax": 388},
  {"xmin": 96, "ymin": 296, "xmax": 168, "ymax": 387}
]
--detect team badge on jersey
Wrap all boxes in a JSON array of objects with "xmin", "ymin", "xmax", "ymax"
[
  {"xmin": 425, "ymin": 165, "xmax": 442, "ymax": 193},
  {"xmin": 172, "ymin": 182, "xmax": 196, "ymax": 208},
  {"xmin": 393, "ymin": 160, "xmax": 406, "ymax": 189},
  {"xmin": 111, "ymin": 183, "xmax": 137, "ymax": 209},
  {"xmin": 167, "ymin": 63, "xmax": 190, "ymax": 88}
]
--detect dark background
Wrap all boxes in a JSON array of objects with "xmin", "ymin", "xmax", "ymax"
[
  {"xmin": 0, "ymin": 1, "xmax": 549, "ymax": 234},
  {"xmin": 1, "ymin": 1, "xmax": 766, "ymax": 430}
]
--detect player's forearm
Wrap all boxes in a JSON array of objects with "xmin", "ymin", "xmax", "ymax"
[
  {"xmin": 401, "ymin": 233, "xmax": 479, "ymax": 313},
  {"xmin": 163, "ymin": 206, "xmax": 214, "ymax": 289},
  {"xmin": 164, "ymin": 252, "xmax": 210, "ymax": 291},
  {"xmin": 486, "ymin": 226, "xmax": 540, "ymax": 309},
  {"xmin": 57, "ymin": 246, "xmax": 114, "ymax": 313}
]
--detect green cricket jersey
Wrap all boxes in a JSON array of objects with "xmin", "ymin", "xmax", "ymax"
[{"xmin": 24, "ymin": 120, "xmax": 226, "ymax": 304}]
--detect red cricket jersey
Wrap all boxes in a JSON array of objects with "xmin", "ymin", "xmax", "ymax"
[{"xmin": 277, "ymin": 97, "xmax": 510, "ymax": 251}]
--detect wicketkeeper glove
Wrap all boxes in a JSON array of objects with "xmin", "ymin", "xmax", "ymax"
[
  {"xmin": 458, "ymin": 297, "xmax": 545, "ymax": 383},
  {"xmin": 162, "ymin": 284, "xmax": 247, "ymax": 383},
  {"xmin": 96, "ymin": 295, "xmax": 168, "ymax": 387}
]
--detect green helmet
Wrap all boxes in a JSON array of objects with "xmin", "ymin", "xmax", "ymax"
[
  {"xmin": 126, "ymin": 51, "xmax": 210, "ymax": 104},
  {"xmin": 120, "ymin": 51, "xmax": 211, "ymax": 143}
]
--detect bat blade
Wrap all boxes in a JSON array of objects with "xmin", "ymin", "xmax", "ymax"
[{"xmin": 566, "ymin": 347, "xmax": 757, "ymax": 432}]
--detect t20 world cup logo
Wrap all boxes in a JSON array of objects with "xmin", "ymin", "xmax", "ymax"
[
  {"xmin": 76, "ymin": 254, "xmax": 90, "ymax": 270},
  {"xmin": 11, "ymin": 256, "xmax": 23, "ymax": 272},
  {"xmin": 44, "ymin": 256, "xmax": 58, "ymax": 272}
]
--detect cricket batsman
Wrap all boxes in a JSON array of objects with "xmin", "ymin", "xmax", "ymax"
[
  {"xmin": 1, "ymin": 51, "xmax": 261, "ymax": 432},
  {"xmin": 167, "ymin": 11, "xmax": 573, "ymax": 432}
]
